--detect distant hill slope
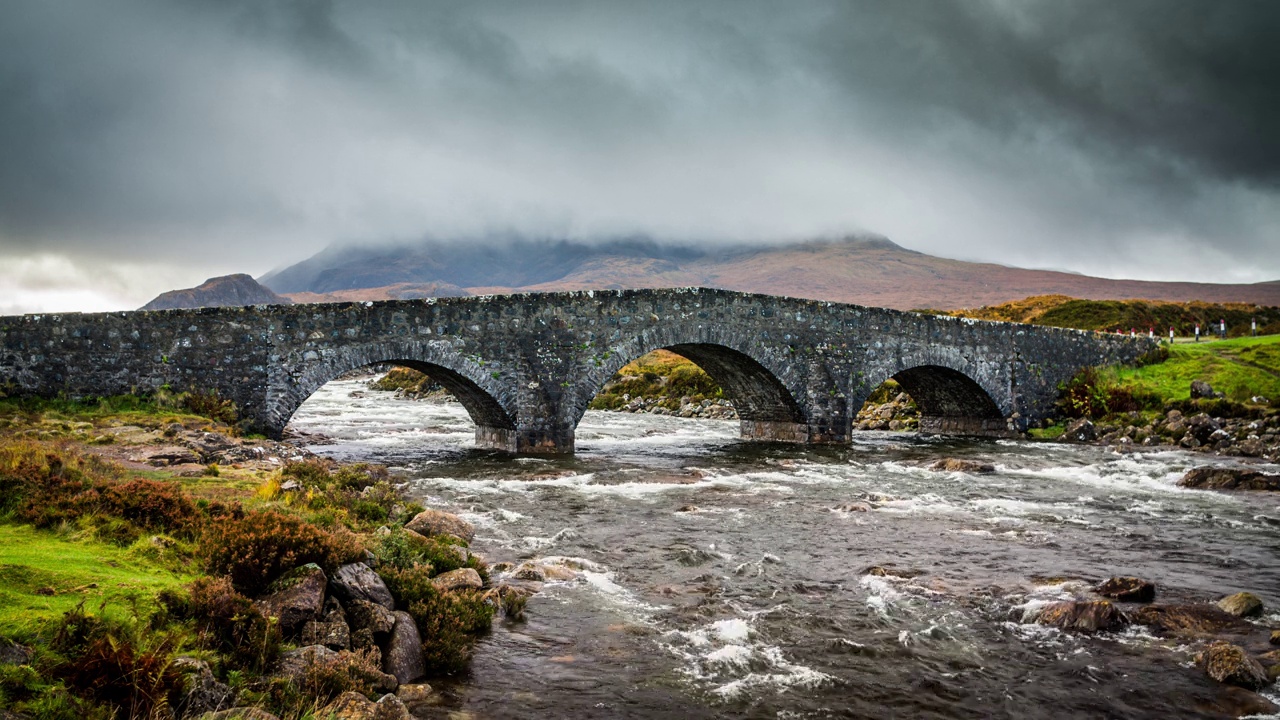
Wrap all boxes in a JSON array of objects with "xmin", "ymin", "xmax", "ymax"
[
  {"xmin": 944, "ymin": 295, "xmax": 1280, "ymax": 336},
  {"xmin": 141, "ymin": 274, "xmax": 292, "ymax": 310},
  {"xmin": 259, "ymin": 236, "xmax": 1280, "ymax": 310}
]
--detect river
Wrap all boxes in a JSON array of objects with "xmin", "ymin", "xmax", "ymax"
[{"xmin": 290, "ymin": 379, "xmax": 1280, "ymax": 719}]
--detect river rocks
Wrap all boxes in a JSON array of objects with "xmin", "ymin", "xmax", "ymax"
[
  {"xmin": 1178, "ymin": 467, "xmax": 1280, "ymax": 491},
  {"xmin": 928, "ymin": 458, "xmax": 995, "ymax": 473},
  {"xmin": 1094, "ymin": 577, "xmax": 1156, "ymax": 603},
  {"xmin": 853, "ymin": 392, "xmax": 919, "ymax": 431},
  {"xmin": 1198, "ymin": 642, "xmax": 1270, "ymax": 690},
  {"xmin": 330, "ymin": 562, "xmax": 396, "ymax": 610},
  {"xmin": 404, "ymin": 509, "xmax": 474, "ymax": 543},
  {"xmin": 1216, "ymin": 592, "xmax": 1264, "ymax": 618},
  {"xmin": 396, "ymin": 683, "xmax": 435, "ymax": 712},
  {"xmin": 316, "ymin": 692, "xmax": 408, "ymax": 720},
  {"xmin": 174, "ymin": 657, "xmax": 236, "ymax": 718},
  {"xmin": 432, "ymin": 567, "xmax": 484, "ymax": 592},
  {"xmin": 1035, "ymin": 600, "xmax": 1129, "ymax": 632},
  {"xmin": 1131, "ymin": 604, "xmax": 1252, "ymax": 635},
  {"xmin": 275, "ymin": 645, "xmax": 339, "ymax": 680},
  {"xmin": 1271, "ymin": 630, "xmax": 1280, "ymax": 645},
  {"xmin": 1063, "ymin": 418, "xmax": 1097, "ymax": 443},
  {"xmin": 254, "ymin": 564, "xmax": 327, "ymax": 633},
  {"xmin": 833, "ymin": 502, "xmax": 872, "ymax": 512},
  {"xmin": 301, "ymin": 619, "xmax": 350, "ymax": 650},
  {"xmin": 383, "ymin": 611, "xmax": 426, "ymax": 685},
  {"xmin": 347, "ymin": 598, "xmax": 397, "ymax": 637}
]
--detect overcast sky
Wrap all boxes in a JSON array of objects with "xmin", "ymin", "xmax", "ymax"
[{"xmin": 2, "ymin": 0, "xmax": 1278, "ymax": 313}]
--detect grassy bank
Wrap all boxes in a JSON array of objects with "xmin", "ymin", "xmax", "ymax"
[
  {"xmin": 0, "ymin": 398, "xmax": 498, "ymax": 719},
  {"xmin": 587, "ymin": 350, "xmax": 722, "ymax": 411}
]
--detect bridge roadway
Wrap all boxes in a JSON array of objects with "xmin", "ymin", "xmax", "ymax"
[{"xmin": 0, "ymin": 288, "xmax": 1155, "ymax": 454}]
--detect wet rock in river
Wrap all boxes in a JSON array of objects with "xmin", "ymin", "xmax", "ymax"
[
  {"xmin": 1063, "ymin": 418, "xmax": 1097, "ymax": 443},
  {"xmin": 1094, "ymin": 576, "xmax": 1155, "ymax": 603},
  {"xmin": 432, "ymin": 567, "xmax": 484, "ymax": 592},
  {"xmin": 253, "ymin": 563, "xmax": 327, "ymax": 633},
  {"xmin": 1035, "ymin": 600, "xmax": 1129, "ymax": 632},
  {"xmin": 1198, "ymin": 642, "xmax": 1269, "ymax": 691},
  {"xmin": 330, "ymin": 562, "xmax": 396, "ymax": 610},
  {"xmin": 316, "ymin": 691, "xmax": 409, "ymax": 720},
  {"xmin": 928, "ymin": 458, "xmax": 995, "ymax": 473},
  {"xmin": 396, "ymin": 683, "xmax": 434, "ymax": 712},
  {"xmin": 511, "ymin": 562, "xmax": 547, "ymax": 581},
  {"xmin": 1131, "ymin": 604, "xmax": 1252, "ymax": 635},
  {"xmin": 1271, "ymin": 629, "xmax": 1280, "ymax": 645},
  {"xmin": 404, "ymin": 508, "xmax": 475, "ymax": 543},
  {"xmin": 1210, "ymin": 687, "xmax": 1280, "ymax": 718},
  {"xmin": 1216, "ymin": 592, "xmax": 1264, "ymax": 618},
  {"xmin": 1178, "ymin": 467, "xmax": 1280, "ymax": 491}
]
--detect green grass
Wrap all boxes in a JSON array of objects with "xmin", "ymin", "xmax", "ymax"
[
  {"xmin": 0, "ymin": 523, "xmax": 193, "ymax": 639},
  {"xmin": 1114, "ymin": 335, "xmax": 1280, "ymax": 403}
]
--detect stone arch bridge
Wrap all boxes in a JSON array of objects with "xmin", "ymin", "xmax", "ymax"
[{"xmin": 0, "ymin": 288, "xmax": 1154, "ymax": 454}]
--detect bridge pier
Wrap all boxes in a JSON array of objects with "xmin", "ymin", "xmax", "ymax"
[{"xmin": 475, "ymin": 425, "xmax": 519, "ymax": 453}]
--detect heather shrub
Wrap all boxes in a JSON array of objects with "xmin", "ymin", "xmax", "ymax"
[
  {"xmin": 373, "ymin": 528, "xmax": 483, "ymax": 578},
  {"xmin": 202, "ymin": 509, "xmax": 360, "ymax": 595},
  {"xmin": 180, "ymin": 390, "xmax": 238, "ymax": 425},
  {"xmin": 408, "ymin": 589, "xmax": 494, "ymax": 675},
  {"xmin": 158, "ymin": 577, "xmax": 280, "ymax": 672},
  {"xmin": 96, "ymin": 479, "xmax": 201, "ymax": 537}
]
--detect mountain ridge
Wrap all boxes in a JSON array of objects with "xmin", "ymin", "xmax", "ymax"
[
  {"xmin": 259, "ymin": 236, "xmax": 1280, "ymax": 310},
  {"xmin": 140, "ymin": 274, "xmax": 291, "ymax": 311}
]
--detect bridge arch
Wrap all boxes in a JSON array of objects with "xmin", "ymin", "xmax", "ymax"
[
  {"xmin": 860, "ymin": 361, "xmax": 1010, "ymax": 436},
  {"xmin": 269, "ymin": 340, "xmax": 517, "ymax": 449},
  {"xmin": 568, "ymin": 326, "xmax": 816, "ymax": 443}
]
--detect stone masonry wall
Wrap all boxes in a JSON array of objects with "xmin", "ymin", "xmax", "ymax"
[{"xmin": 0, "ymin": 288, "xmax": 1156, "ymax": 453}]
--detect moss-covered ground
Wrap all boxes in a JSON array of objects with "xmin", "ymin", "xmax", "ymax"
[{"xmin": 0, "ymin": 523, "xmax": 193, "ymax": 638}]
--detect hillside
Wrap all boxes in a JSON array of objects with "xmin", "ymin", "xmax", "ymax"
[
  {"xmin": 260, "ymin": 236, "xmax": 1280, "ymax": 310},
  {"xmin": 946, "ymin": 295, "xmax": 1280, "ymax": 336},
  {"xmin": 140, "ymin": 274, "xmax": 292, "ymax": 310}
]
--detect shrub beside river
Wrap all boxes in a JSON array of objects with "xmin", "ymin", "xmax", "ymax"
[{"xmin": 0, "ymin": 394, "xmax": 518, "ymax": 719}]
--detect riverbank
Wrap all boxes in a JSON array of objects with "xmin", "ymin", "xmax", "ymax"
[{"xmin": 0, "ymin": 395, "xmax": 519, "ymax": 720}]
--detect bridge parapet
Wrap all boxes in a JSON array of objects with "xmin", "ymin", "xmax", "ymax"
[{"xmin": 0, "ymin": 288, "xmax": 1156, "ymax": 453}]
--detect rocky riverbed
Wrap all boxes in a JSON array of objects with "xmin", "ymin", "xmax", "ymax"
[{"xmin": 287, "ymin": 378, "xmax": 1280, "ymax": 719}]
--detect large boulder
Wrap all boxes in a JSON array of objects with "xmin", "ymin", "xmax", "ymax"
[
  {"xmin": 174, "ymin": 657, "xmax": 236, "ymax": 718},
  {"xmin": 1217, "ymin": 592, "xmax": 1265, "ymax": 618},
  {"xmin": 253, "ymin": 564, "xmax": 327, "ymax": 634},
  {"xmin": 404, "ymin": 509, "xmax": 475, "ymax": 543},
  {"xmin": 1179, "ymin": 468, "xmax": 1280, "ymax": 491},
  {"xmin": 1063, "ymin": 418, "xmax": 1097, "ymax": 443},
  {"xmin": 1035, "ymin": 600, "xmax": 1128, "ymax": 632},
  {"xmin": 383, "ymin": 612, "xmax": 427, "ymax": 685},
  {"xmin": 330, "ymin": 563, "xmax": 396, "ymax": 610},
  {"xmin": 432, "ymin": 568, "xmax": 484, "ymax": 592},
  {"xmin": 1131, "ymin": 604, "xmax": 1252, "ymax": 635},
  {"xmin": 1094, "ymin": 577, "xmax": 1156, "ymax": 603},
  {"xmin": 1198, "ymin": 642, "xmax": 1269, "ymax": 690}
]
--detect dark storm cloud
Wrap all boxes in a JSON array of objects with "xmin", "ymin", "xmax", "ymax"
[{"xmin": 0, "ymin": 0, "xmax": 1277, "ymax": 307}]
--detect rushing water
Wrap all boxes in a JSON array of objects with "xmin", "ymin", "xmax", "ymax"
[{"xmin": 290, "ymin": 380, "xmax": 1280, "ymax": 719}]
